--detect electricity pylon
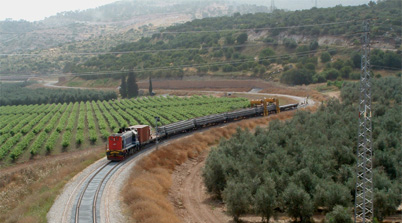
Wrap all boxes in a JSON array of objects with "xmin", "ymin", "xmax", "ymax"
[{"xmin": 354, "ymin": 20, "xmax": 373, "ymax": 223}]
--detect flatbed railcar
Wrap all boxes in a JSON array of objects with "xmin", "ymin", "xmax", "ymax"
[{"xmin": 106, "ymin": 103, "xmax": 298, "ymax": 161}]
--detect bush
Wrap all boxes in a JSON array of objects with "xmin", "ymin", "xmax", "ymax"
[
  {"xmin": 325, "ymin": 69, "xmax": 340, "ymax": 80},
  {"xmin": 283, "ymin": 183, "xmax": 314, "ymax": 223},
  {"xmin": 254, "ymin": 178, "xmax": 276, "ymax": 223},
  {"xmin": 259, "ymin": 47, "xmax": 275, "ymax": 59},
  {"xmin": 321, "ymin": 52, "xmax": 331, "ymax": 63},
  {"xmin": 313, "ymin": 73, "xmax": 327, "ymax": 83},
  {"xmin": 350, "ymin": 72, "xmax": 360, "ymax": 80},
  {"xmin": 236, "ymin": 32, "xmax": 248, "ymax": 44},
  {"xmin": 305, "ymin": 63, "xmax": 316, "ymax": 71},
  {"xmin": 283, "ymin": 38, "xmax": 298, "ymax": 49},
  {"xmin": 203, "ymin": 148, "xmax": 226, "ymax": 198},
  {"xmin": 223, "ymin": 180, "xmax": 251, "ymax": 222},
  {"xmin": 309, "ymin": 41, "xmax": 319, "ymax": 50},
  {"xmin": 341, "ymin": 66, "xmax": 352, "ymax": 78},
  {"xmin": 325, "ymin": 206, "xmax": 352, "ymax": 223},
  {"xmin": 280, "ymin": 68, "xmax": 313, "ymax": 85},
  {"xmin": 332, "ymin": 59, "xmax": 344, "ymax": 70},
  {"xmin": 351, "ymin": 53, "xmax": 361, "ymax": 68}
]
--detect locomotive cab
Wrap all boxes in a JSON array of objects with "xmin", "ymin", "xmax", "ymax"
[{"xmin": 107, "ymin": 127, "xmax": 139, "ymax": 161}]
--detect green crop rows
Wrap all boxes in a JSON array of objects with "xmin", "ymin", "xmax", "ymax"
[{"xmin": 0, "ymin": 95, "xmax": 249, "ymax": 162}]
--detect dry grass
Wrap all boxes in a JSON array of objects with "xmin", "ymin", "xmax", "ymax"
[
  {"xmin": 123, "ymin": 110, "xmax": 304, "ymax": 223},
  {"xmin": 0, "ymin": 148, "xmax": 104, "ymax": 223}
]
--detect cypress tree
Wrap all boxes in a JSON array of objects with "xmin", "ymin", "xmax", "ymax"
[
  {"xmin": 127, "ymin": 71, "xmax": 139, "ymax": 98},
  {"xmin": 149, "ymin": 76, "xmax": 153, "ymax": 96},
  {"xmin": 119, "ymin": 75, "xmax": 127, "ymax": 98}
]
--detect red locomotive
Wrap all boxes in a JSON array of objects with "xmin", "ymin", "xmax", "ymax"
[{"xmin": 106, "ymin": 125, "xmax": 153, "ymax": 161}]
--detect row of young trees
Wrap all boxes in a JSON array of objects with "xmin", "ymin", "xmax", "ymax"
[
  {"xmin": 203, "ymin": 77, "xmax": 401, "ymax": 222},
  {"xmin": 0, "ymin": 82, "xmax": 117, "ymax": 106}
]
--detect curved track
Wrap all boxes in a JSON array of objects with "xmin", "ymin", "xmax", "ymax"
[{"xmin": 73, "ymin": 161, "xmax": 120, "ymax": 223}]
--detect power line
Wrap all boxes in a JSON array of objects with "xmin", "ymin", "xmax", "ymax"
[
  {"xmin": 0, "ymin": 19, "xmax": 360, "ymax": 36},
  {"xmin": 0, "ymin": 43, "xmax": 267, "ymax": 57},
  {"xmin": 159, "ymin": 20, "xmax": 358, "ymax": 34},
  {"xmin": 0, "ymin": 32, "xmax": 363, "ymax": 57},
  {"xmin": 371, "ymin": 65, "xmax": 402, "ymax": 70},
  {"xmin": 27, "ymin": 46, "xmax": 349, "ymax": 77}
]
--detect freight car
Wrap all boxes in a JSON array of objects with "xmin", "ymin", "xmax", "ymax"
[{"xmin": 106, "ymin": 103, "xmax": 298, "ymax": 161}]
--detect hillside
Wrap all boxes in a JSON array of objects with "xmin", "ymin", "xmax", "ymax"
[
  {"xmin": 2, "ymin": 1, "xmax": 401, "ymax": 79},
  {"xmin": 0, "ymin": 0, "xmax": 269, "ymax": 76},
  {"xmin": 60, "ymin": 0, "xmax": 401, "ymax": 84}
]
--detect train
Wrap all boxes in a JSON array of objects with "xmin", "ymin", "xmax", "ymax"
[{"xmin": 106, "ymin": 102, "xmax": 299, "ymax": 161}]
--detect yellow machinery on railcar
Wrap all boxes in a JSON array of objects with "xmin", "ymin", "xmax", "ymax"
[{"xmin": 250, "ymin": 98, "xmax": 280, "ymax": 116}]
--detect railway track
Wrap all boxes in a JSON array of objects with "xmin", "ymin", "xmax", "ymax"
[{"xmin": 73, "ymin": 161, "xmax": 121, "ymax": 223}]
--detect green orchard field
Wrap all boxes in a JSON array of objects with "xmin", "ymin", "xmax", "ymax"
[{"xmin": 0, "ymin": 95, "xmax": 249, "ymax": 165}]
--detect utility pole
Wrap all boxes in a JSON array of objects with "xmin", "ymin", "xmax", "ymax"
[
  {"xmin": 354, "ymin": 20, "xmax": 373, "ymax": 223},
  {"xmin": 315, "ymin": 0, "xmax": 318, "ymax": 8},
  {"xmin": 155, "ymin": 116, "xmax": 160, "ymax": 146},
  {"xmin": 271, "ymin": 0, "xmax": 275, "ymax": 12}
]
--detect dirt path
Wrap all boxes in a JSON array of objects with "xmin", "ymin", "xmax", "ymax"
[
  {"xmin": 170, "ymin": 152, "xmax": 268, "ymax": 223},
  {"xmin": 170, "ymin": 152, "xmax": 232, "ymax": 223}
]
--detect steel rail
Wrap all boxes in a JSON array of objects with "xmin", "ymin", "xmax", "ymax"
[
  {"xmin": 92, "ymin": 162, "xmax": 120, "ymax": 223},
  {"xmin": 75, "ymin": 162, "xmax": 111, "ymax": 223}
]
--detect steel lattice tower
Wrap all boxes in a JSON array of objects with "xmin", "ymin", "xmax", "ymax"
[{"xmin": 354, "ymin": 20, "xmax": 373, "ymax": 223}]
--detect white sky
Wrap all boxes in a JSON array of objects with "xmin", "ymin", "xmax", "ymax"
[
  {"xmin": 0, "ymin": 0, "xmax": 373, "ymax": 22},
  {"xmin": 0, "ymin": 0, "xmax": 118, "ymax": 21}
]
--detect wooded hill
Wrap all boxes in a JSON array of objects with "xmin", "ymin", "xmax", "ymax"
[
  {"xmin": 0, "ymin": 0, "xmax": 270, "ymax": 76},
  {"xmin": 1, "ymin": 0, "xmax": 400, "ymax": 79},
  {"xmin": 61, "ymin": 0, "xmax": 401, "ymax": 84}
]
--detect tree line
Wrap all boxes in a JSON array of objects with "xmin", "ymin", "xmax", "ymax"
[
  {"xmin": 280, "ymin": 48, "xmax": 402, "ymax": 86},
  {"xmin": 0, "ymin": 82, "xmax": 117, "ymax": 106},
  {"xmin": 203, "ymin": 76, "xmax": 401, "ymax": 222}
]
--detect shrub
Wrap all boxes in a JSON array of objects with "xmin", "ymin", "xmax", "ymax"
[
  {"xmin": 325, "ymin": 68, "xmax": 340, "ymax": 80},
  {"xmin": 283, "ymin": 183, "xmax": 314, "ymax": 223},
  {"xmin": 280, "ymin": 68, "xmax": 313, "ymax": 85},
  {"xmin": 321, "ymin": 52, "xmax": 331, "ymax": 63},
  {"xmin": 254, "ymin": 178, "xmax": 276, "ymax": 223},
  {"xmin": 283, "ymin": 38, "xmax": 298, "ymax": 49},
  {"xmin": 325, "ymin": 206, "xmax": 352, "ymax": 223},
  {"xmin": 223, "ymin": 180, "xmax": 251, "ymax": 222}
]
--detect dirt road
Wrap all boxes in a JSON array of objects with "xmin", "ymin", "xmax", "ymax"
[
  {"xmin": 170, "ymin": 152, "xmax": 267, "ymax": 223},
  {"xmin": 170, "ymin": 152, "xmax": 231, "ymax": 223}
]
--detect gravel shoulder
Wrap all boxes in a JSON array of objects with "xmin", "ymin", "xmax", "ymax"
[{"xmin": 47, "ymin": 157, "xmax": 108, "ymax": 223}]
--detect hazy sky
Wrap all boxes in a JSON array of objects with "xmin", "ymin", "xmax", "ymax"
[
  {"xmin": 0, "ymin": 0, "xmax": 117, "ymax": 21},
  {"xmin": 0, "ymin": 0, "xmax": 373, "ymax": 22}
]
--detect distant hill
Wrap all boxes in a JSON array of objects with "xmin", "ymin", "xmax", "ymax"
[
  {"xmin": 0, "ymin": 0, "xmax": 269, "ymax": 54},
  {"xmin": 62, "ymin": 0, "xmax": 401, "ymax": 82},
  {"xmin": 0, "ymin": 0, "xmax": 400, "ymax": 78}
]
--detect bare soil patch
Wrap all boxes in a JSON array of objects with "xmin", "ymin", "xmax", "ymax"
[
  {"xmin": 138, "ymin": 79, "xmax": 281, "ymax": 91},
  {"xmin": 169, "ymin": 151, "xmax": 231, "ymax": 223}
]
